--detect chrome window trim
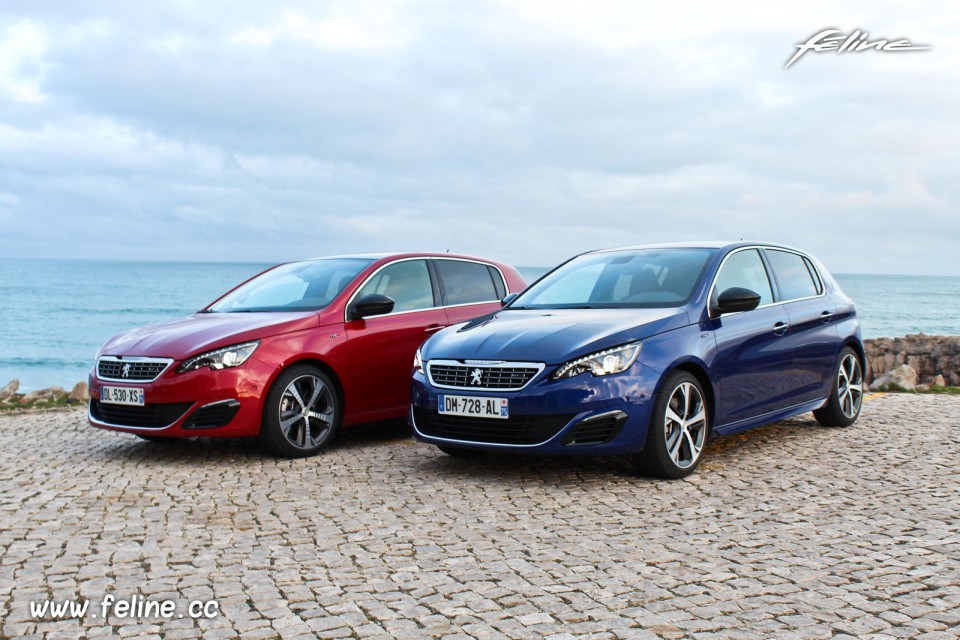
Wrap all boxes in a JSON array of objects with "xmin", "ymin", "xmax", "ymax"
[
  {"xmin": 96, "ymin": 356, "xmax": 174, "ymax": 382},
  {"xmin": 426, "ymin": 359, "xmax": 546, "ymax": 392},
  {"xmin": 707, "ymin": 245, "xmax": 826, "ymax": 319},
  {"xmin": 343, "ymin": 256, "xmax": 509, "ymax": 322}
]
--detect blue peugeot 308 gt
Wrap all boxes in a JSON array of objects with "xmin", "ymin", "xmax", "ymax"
[{"xmin": 410, "ymin": 242, "xmax": 864, "ymax": 478}]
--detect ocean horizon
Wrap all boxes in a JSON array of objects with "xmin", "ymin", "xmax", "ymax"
[{"xmin": 2, "ymin": 258, "xmax": 959, "ymax": 393}]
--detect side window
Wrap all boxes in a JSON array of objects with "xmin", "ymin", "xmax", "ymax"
[
  {"xmin": 355, "ymin": 260, "xmax": 435, "ymax": 314},
  {"xmin": 766, "ymin": 250, "xmax": 819, "ymax": 301},
  {"xmin": 713, "ymin": 249, "xmax": 774, "ymax": 308},
  {"xmin": 436, "ymin": 260, "xmax": 501, "ymax": 306}
]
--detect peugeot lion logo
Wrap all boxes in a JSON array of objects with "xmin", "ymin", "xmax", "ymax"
[
  {"xmin": 470, "ymin": 368, "xmax": 483, "ymax": 386},
  {"xmin": 121, "ymin": 363, "xmax": 131, "ymax": 378}
]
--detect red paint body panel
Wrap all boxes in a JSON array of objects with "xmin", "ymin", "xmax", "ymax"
[{"xmin": 88, "ymin": 253, "xmax": 526, "ymax": 438}]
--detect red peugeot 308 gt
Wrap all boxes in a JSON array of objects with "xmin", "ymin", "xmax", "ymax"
[{"xmin": 88, "ymin": 253, "xmax": 525, "ymax": 457}]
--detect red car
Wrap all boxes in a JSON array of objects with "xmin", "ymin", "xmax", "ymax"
[{"xmin": 88, "ymin": 253, "xmax": 525, "ymax": 457}]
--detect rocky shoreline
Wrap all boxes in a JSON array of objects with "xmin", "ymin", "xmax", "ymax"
[{"xmin": 1, "ymin": 334, "xmax": 958, "ymax": 409}]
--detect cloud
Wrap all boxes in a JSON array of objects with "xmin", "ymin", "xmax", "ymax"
[{"xmin": 0, "ymin": 0, "xmax": 957, "ymax": 274}]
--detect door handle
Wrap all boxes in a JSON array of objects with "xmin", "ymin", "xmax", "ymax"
[
  {"xmin": 424, "ymin": 324, "xmax": 447, "ymax": 333},
  {"xmin": 773, "ymin": 322, "xmax": 789, "ymax": 335},
  {"xmin": 820, "ymin": 311, "xmax": 834, "ymax": 323}
]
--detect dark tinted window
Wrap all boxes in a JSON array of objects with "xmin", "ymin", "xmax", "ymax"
[
  {"xmin": 766, "ymin": 250, "xmax": 819, "ymax": 301},
  {"xmin": 356, "ymin": 260, "xmax": 435, "ymax": 313},
  {"xmin": 712, "ymin": 249, "xmax": 774, "ymax": 307},
  {"xmin": 436, "ymin": 260, "xmax": 501, "ymax": 305}
]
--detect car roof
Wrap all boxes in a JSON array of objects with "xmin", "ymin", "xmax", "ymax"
[
  {"xmin": 590, "ymin": 241, "xmax": 809, "ymax": 254},
  {"xmin": 302, "ymin": 252, "xmax": 507, "ymax": 263}
]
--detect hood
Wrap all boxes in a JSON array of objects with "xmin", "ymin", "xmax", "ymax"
[
  {"xmin": 422, "ymin": 307, "xmax": 690, "ymax": 364},
  {"xmin": 98, "ymin": 312, "xmax": 320, "ymax": 359}
]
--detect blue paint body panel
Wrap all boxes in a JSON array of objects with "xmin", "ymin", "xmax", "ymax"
[{"xmin": 410, "ymin": 242, "xmax": 863, "ymax": 456}]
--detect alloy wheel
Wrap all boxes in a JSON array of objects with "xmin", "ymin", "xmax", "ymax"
[
  {"xmin": 837, "ymin": 353, "xmax": 863, "ymax": 419},
  {"xmin": 278, "ymin": 374, "xmax": 336, "ymax": 449},
  {"xmin": 663, "ymin": 381, "xmax": 707, "ymax": 469}
]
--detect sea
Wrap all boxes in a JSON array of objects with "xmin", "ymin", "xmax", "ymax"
[{"xmin": 1, "ymin": 259, "xmax": 958, "ymax": 393}]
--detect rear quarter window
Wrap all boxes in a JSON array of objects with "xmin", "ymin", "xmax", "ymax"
[
  {"xmin": 766, "ymin": 250, "xmax": 820, "ymax": 301},
  {"xmin": 436, "ymin": 260, "xmax": 503, "ymax": 306}
]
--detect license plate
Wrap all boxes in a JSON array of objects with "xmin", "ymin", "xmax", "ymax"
[
  {"xmin": 100, "ymin": 386, "xmax": 145, "ymax": 406},
  {"xmin": 438, "ymin": 395, "xmax": 509, "ymax": 419}
]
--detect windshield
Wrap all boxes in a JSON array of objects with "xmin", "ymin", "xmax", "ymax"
[
  {"xmin": 208, "ymin": 258, "xmax": 374, "ymax": 312},
  {"xmin": 511, "ymin": 248, "xmax": 715, "ymax": 309}
]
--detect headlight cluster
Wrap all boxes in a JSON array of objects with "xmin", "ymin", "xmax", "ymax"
[
  {"xmin": 552, "ymin": 342, "xmax": 641, "ymax": 379},
  {"xmin": 413, "ymin": 347, "xmax": 424, "ymax": 374},
  {"xmin": 178, "ymin": 341, "xmax": 260, "ymax": 373}
]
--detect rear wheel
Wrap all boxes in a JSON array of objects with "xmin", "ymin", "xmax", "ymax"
[
  {"xmin": 632, "ymin": 371, "xmax": 709, "ymax": 479},
  {"xmin": 259, "ymin": 365, "xmax": 340, "ymax": 458},
  {"xmin": 813, "ymin": 347, "xmax": 863, "ymax": 427}
]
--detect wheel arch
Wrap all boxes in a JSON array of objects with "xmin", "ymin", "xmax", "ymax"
[
  {"xmin": 258, "ymin": 357, "xmax": 346, "ymax": 430},
  {"xmin": 663, "ymin": 360, "xmax": 716, "ymax": 434},
  {"xmin": 843, "ymin": 338, "xmax": 866, "ymax": 367}
]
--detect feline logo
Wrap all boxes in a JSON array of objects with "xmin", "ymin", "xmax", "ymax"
[{"xmin": 786, "ymin": 29, "xmax": 930, "ymax": 69}]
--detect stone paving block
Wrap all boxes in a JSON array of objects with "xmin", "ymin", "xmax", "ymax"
[{"xmin": 0, "ymin": 395, "xmax": 958, "ymax": 639}]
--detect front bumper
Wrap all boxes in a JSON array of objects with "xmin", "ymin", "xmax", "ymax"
[
  {"xmin": 410, "ymin": 362, "xmax": 663, "ymax": 455},
  {"xmin": 87, "ymin": 356, "xmax": 275, "ymax": 438}
]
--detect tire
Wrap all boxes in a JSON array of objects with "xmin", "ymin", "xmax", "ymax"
[
  {"xmin": 631, "ymin": 371, "xmax": 709, "ymax": 479},
  {"xmin": 437, "ymin": 445, "xmax": 482, "ymax": 458},
  {"xmin": 259, "ymin": 365, "xmax": 341, "ymax": 458},
  {"xmin": 813, "ymin": 347, "xmax": 863, "ymax": 428}
]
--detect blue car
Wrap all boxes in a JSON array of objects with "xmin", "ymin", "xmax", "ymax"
[{"xmin": 410, "ymin": 242, "xmax": 864, "ymax": 478}]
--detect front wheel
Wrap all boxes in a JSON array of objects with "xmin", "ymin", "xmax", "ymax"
[
  {"xmin": 813, "ymin": 347, "xmax": 863, "ymax": 427},
  {"xmin": 631, "ymin": 371, "xmax": 709, "ymax": 479},
  {"xmin": 259, "ymin": 365, "xmax": 341, "ymax": 458}
]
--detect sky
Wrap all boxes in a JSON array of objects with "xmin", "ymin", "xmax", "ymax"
[{"xmin": 0, "ymin": 1, "xmax": 958, "ymax": 275}]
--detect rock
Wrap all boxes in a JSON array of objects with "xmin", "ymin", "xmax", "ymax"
[
  {"xmin": 931, "ymin": 374, "xmax": 946, "ymax": 388},
  {"xmin": 916, "ymin": 384, "xmax": 930, "ymax": 393},
  {"xmin": 869, "ymin": 364, "xmax": 919, "ymax": 392},
  {"xmin": 69, "ymin": 382, "xmax": 89, "ymax": 403},
  {"xmin": 0, "ymin": 379, "xmax": 18, "ymax": 400},
  {"xmin": 21, "ymin": 386, "xmax": 66, "ymax": 404}
]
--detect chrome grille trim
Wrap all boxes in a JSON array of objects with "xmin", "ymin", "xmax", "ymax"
[
  {"xmin": 426, "ymin": 359, "xmax": 545, "ymax": 391},
  {"xmin": 97, "ymin": 356, "xmax": 174, "ymax": 382}
]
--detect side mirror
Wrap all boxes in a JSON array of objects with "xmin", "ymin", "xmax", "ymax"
[
  {"xmin": 501, "ymin": 293, "xmax": 519, "ymax": 307},
  {"xmin": 713, "ymin": 287, "xmax": 761, "ymax": 316},
  {"xmin": 347, "ymin": 294, "xmax": 395, "ymax": 320}
]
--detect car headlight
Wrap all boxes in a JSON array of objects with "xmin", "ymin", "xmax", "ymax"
[
  {"xmin": 178, "ymin": 341, "xmax": 260, "ymax": 373},
  {"xmin": 413, "ymin": 347, "xmax": 424, "ymax": 375},
  {"xmin": 552, "ymin": 342, "xmax": 642, "ymax": 379}
]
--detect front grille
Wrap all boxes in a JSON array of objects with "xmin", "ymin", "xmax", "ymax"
[
  {"xmin": 97, "ymin": 357, "xmax": 171, "ymax": 382},
  {"xmin": 561, "ymin": 412, "xmax": 627, "ymax": 446},
  {"xmin": 428, "ymin": 362, "xmax": 543, "ymax": 390},
  {"xmin": 184, "ymin": 401, "xmax": 240, "ymax": 429},
  {"xmin": 90, "ymin": 399, "xmax": 193, "ymax": 428},
  {"xmin": 413, "ymin": 406, "xmax": 574, "ymax": 445}
]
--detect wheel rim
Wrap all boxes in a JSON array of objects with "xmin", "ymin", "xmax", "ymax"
[
  {"xmin": 278, "ymin": 374, "xmax": 335, "ymax": 449},
  {"xmin": 837, "ymin": 353, "xmax": 863, "ymax": 419},
  {"xmin": 663, "ymin": 381, "xmax": 707, "ymax": 469}
]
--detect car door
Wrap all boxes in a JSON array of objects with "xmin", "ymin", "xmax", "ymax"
[
  {"xmin": 344, "ymin": 259, "xmax": 448, "ymax": 418},
  {"xmin": 763, "ymin": 249, "xmax": 839, "ymax": 405},
  {"xmin": 433, "ymin": 258, "xmax": 507, "ymax": 324},
  {"xmin": 709, "ymin": 248, "xmax": 795, "ymax": 426}
]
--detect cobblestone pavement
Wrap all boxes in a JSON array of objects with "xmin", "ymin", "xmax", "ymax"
[{"xmin": 1, "ymin": 393, "xmax": 958, "ymax": 640}]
